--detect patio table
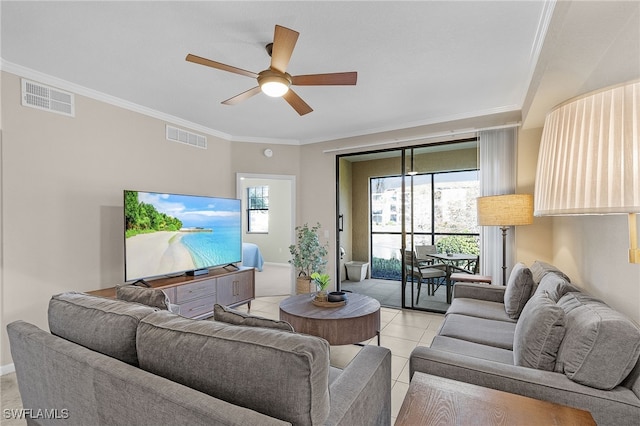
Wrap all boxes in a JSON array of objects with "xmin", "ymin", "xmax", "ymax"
[{"xmin": 419, "ymin": 253, "xmax": 478, "ymax": 303}]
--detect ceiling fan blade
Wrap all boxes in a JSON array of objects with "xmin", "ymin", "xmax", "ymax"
[
  {"xmin": 282, "ymin": 89, "xmax": 313, "ymax": 116},
  {"xmin": 292, "ymin": 72, "xmax": 358, "ymax": 86},
  {"xmin": 222, "ymin": 86, "xmax": 262, "ymax": 105},
  {"xmin": 270, "ymin": 25, "xmax": 299, "ymax": 73},
  {"xmin": 186, "ymin": 54, "xmax": 258, "ymax": 79}
]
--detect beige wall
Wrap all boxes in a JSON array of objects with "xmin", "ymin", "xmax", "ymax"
[
  {"xmin": 2, "ymin": 68, "xmax": 639, "ymax": 369},
  {"xmin": 1, "ymin": 71, "xmax": 232, "ymax": 366},
  {"xmin": 552, "ymin": 215, "xmax": 640, "ymax": 323},
  {"xmin": 0, "ymin": 71, "xmax": 311, "ymax": 367},
  {"xmin": 298, "ymin": 142, "xmax": 338, "ymax": 287},
  {"xmin": 338, "ymin": 159, "xmax": 352, "ymax": 281},
  {"xmin": 230, "ymin": 143, "xmax": 300, "ymax": 177},
  {"xmin": 515, "ymin": 127, "xmax": 553, "ymax": 264}
]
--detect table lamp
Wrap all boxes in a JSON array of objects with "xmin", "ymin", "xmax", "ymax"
[{"xmin": 477, "ymin": 194, "xmax": 534, "ymax": 285}]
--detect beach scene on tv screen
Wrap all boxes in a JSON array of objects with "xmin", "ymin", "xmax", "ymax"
[{"xmin": 125, "ymin": 191, "xmax": 241, "ymax": 281}]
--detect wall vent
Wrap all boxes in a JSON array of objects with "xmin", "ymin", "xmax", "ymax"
[
  {"xmin": 166, "ymin": 125, "xmax": 207, "ymax": 149},
  {"xmin": 21, "ymin": 79, "xmax": 75, "ymax": 117}
]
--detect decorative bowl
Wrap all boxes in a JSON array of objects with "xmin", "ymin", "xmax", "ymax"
[{"xmin": 327, "ymin": 291, "xmax": 348, "ymax": 302}]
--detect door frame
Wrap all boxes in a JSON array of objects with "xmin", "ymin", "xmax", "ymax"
[{"xmin": 236, "ymin": 173, "xmax": 296, "ymax": 294}]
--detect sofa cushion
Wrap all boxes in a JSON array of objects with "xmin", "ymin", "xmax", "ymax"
[
  {"xmin": 438, "ymin": 313, "xmax": 516, "ymax": 350},
  {"xmin": 534, "ymin": 273, "xmax": 580, "ymax": 303},
  {"xmin": 503, "ymin": 263, "xmax": 534, "ymax": 319},
  {"xmin": 554, "ymin": 292, "xmax": 640, "ymax": 390},
  {"xmin": 137, "ymin": 310, "xmax": 330, "ymax": 425},
  {"xmin": 213, "ymin": 304, "xmax": 294, "ymax": 332},
  {"xmin": 48, "ymin": 292, "xmax": 158, "ymax": 366},
  {"xmin": 430, "ymin": 335, "xmax": 514, "ymax": 365},
  {"xmin": 116, "ymin": 285, "xmax": 170, "ymax": 310},
  {"xmin": 513, "ymin": 291, "xmax": 566, "ymax": 371},
  {"xmin": 447, "ymin": 298, "xmax": 516, "ymax": 323},
  {"xmin": 529, "ymin": 260, "xmax": 571, "ymax": 284}
]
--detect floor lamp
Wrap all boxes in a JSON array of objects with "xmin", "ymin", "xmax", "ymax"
[{"xmin": 477, "ymin": 194, "xmax": 534, "ymax": 285}]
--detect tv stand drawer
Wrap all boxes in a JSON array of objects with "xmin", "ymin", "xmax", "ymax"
[
  {"xmin": 177, "ymin": 294, "xmax": 217, "ymax": 319},
  {"xmin": 175, "ymin": 278, "xmax": 217, "ymax": 303}
]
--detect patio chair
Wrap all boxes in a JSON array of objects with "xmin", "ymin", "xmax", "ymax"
[
  {"xmin": 402, "ymin": 250, "xmax": 447, "ymax": 303},
  {"xmin": 415, "ymin": 244, "xmax": 437, "ymax": 264}
]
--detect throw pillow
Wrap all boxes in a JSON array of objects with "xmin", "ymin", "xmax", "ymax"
[
  {"xmin": 503, "ymin": 263, "xmax": 534, "ymax": 319},
  {"xmin": 213, "ymin": 303, "xmax": 294, "ymax": 332},
  {"xmin": 116, "ymin": 285, "xmax": 170, "ymax": 310},
  {"xmin": 534, "ymin": 273, "xmax": 580, "ymax": 303},
  {"xmin": 529, "ymin": 260, "xmax": 571, "ymax": 284},
  {"xmin": 555, "ymin": 292, "xmax": 640, "ymax": 390},
  {"xmin": 513, "ymin": 291, "xmax": 566, "ymax": 371}
]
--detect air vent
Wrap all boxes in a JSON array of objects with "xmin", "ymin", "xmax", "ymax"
[
  {"xmin": 21, "ymin": 79, "xmax": 75, "ymax": 117},
  {"xmin": 166, "ymin": 125, "xmax": 207, "ymax": 149}
]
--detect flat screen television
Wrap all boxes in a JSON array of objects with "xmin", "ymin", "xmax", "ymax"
[{"xmin": 124, "ymin": 190, "xmax": 242, "ymax": 282}]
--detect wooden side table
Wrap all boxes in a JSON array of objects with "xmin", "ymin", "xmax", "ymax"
[
  {"xmin": 279, "ymin": 293, "xmax": 380, "ymax": 345},
  {"xmin": 396, "ymin": 372, "xmax": 595, "ymax": 426}
]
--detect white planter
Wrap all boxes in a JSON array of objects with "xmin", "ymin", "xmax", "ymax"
[{"xmin": 345, "ymin": 261, "xmax": 369, "ymax": 282}]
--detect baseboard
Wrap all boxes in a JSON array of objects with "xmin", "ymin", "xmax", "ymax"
[{"xmin": 1, "ymin": 363, "xmax": 16, "ymax": 376}]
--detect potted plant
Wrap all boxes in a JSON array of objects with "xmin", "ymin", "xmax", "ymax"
[
  {"xmin": 310, "ymin": 272, "xmax": 331, "ymax": 301},
  {"xmin": 289, "ymin": 222, "xmax": 328, "ymax": 294}
]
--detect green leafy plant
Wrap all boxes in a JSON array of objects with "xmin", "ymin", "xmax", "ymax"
[
  {"xmin": 436, "ymin": 235, "xmax": 480, "ymax": 255},
  {"xmin": 288, "ymin": 222, "xmax": 328, "ymax": 278},
  {"xmin": 310, "ymin": 272, "xmax": 331, "ymax": 291}
]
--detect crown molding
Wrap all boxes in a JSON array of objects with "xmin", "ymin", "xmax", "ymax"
[
  {"xmin": 301, "ymin": 104, "xmax": 522, "ymax": 145},
  {"xmin": 1, "ymin": 60, "xmax": 524, "ymax": 147},
  {"xmin": 1, "ymin": 60, "xmax": 245, "ymax": 142},
  {"xmin": 229, "ymin": 135, "xmax": 300, "ymax": 145},
  {"xmin": 2, "ymin": 61, "xmax": 308, "ymax": 145},
  {"xmin": 2, "ymin": 60, "xmax": 306, "ymax": 145}
]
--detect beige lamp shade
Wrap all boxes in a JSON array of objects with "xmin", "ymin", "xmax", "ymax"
[
  {"xmin": 534, "ymin": 79, "xmax": 640, "ymax": 263},
  {"xmin": 534, "ymin": 79, "xmax": 640, "ymax": 216},
  {"xmin": 477, "ymin": 194, "xmax": 534, "ymax": 226}
]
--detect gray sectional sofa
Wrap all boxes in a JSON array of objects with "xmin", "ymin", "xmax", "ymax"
[
  {"xmin": 8, "ymin": 292, "xmax": 392, "ymax": 426},
  {"xmin": 410, "ymin": 261, "xmax": 640, "ymax": 425}
]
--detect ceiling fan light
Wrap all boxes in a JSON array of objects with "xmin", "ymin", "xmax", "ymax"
[
  {"xmin": 261, "ymin": 81, "xmax": 289, "ymax": 97},
  {"xmin": 257, "ymin": 70, "xmax": 292, "ymax": 98}
]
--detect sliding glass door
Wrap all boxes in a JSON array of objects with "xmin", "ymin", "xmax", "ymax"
[{"xmin": 338, "ymin": 140, "xmax": 479, "ymax": 313}]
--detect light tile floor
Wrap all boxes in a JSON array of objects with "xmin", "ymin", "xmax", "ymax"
[{"xmin": 1, "ymin": 295, "xmax": 443, "ymax": 425}]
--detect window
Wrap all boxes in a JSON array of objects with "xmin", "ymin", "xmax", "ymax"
[
  {"xmin": 247, "ymin": 186, "xmax": 269, "ymax": 233},
  {"xmin": 370, "ymin": 170, "xmax": 479, "ymax": 280}
]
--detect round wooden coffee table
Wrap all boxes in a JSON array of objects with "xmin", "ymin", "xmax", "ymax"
[{"xmin": 279, "ymin": 293, "xmax": 381, "ymax": 345}]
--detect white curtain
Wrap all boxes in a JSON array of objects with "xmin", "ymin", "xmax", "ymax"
[{"xmin": 478, "ymin": 128, "xmax": 517, "ymax": 284}]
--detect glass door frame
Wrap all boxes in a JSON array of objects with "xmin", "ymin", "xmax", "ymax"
[{"xmin": 335, "ymin": 138, "xmax": 478, "ymax": 313}]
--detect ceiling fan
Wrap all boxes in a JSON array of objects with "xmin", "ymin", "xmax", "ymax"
[{"xmin": 186, "ymin": 25, "xmax": 357, "ymax": 116}]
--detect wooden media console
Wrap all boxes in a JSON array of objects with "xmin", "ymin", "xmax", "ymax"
[{"xmin": 88, "ymin": 266, "xmax": 255, "ymax": 319}]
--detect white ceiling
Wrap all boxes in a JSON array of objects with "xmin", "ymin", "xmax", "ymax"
[{"xmin": 2, "ymin": 1, "xmax": 638, "ymax": 145}]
